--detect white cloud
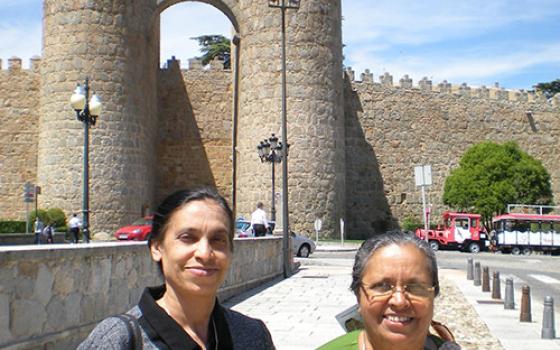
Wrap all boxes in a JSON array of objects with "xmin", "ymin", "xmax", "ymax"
[
  {"xmin": 342, "ymin": 0, "xmax": 560, "ymax": 88},
  {"xmin": 346, "ymin": 43, "xmax": 560, "ymax": 89},
  {"xmin": 343, "ymin": 0, "xmax": 560, "ymax": 46}
]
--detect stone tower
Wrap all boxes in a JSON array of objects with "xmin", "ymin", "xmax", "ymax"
[
  {"xmin": 234, "ymin": 0, "xmax": 346, "ymax": 236},
  {"xmin": 38, "ymin": 0, "xmax": 345, "ymax": 236},
  {"xmin": 38, "ymin": 0, "xmax": 160, "ymax": 229}
]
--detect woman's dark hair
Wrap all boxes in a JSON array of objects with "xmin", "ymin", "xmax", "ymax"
[
  {"xmin": 149, "ymin": 188, "xmax": 234, "ymax": 260},
  {"xmin": 350, "ymin": 230, "xmax": 440, "ymax": 298}
]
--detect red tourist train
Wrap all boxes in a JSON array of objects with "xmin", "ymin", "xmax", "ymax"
[{"xmin": 415, "ymin": 211, "xmax": 489, "ymax": 253}]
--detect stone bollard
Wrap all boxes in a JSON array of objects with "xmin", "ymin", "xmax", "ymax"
[
  {"xmin": 474, "ymin": 262, "xmax": 481, "ymax": 286},
  {"xmin": 491, "ymin": 271, "xmax": 501, "ymax": 299},
  {"xmin": 504, "ymin": 278, "xmax": 515, "ymax": 309},
  {"xmin": 541, "ymin": 296, "xmax": 556, "ymax": 339},
  {"xmin": 467, "ymin": 258, "xmax": 474, "ymax": 280},
  {"xmin": 520, "ymin": 285, "xmax": 532, "ymax": 322},
  {"xmin": 482, "ymin": 267, "xmax": 490, "ymax": 292}
]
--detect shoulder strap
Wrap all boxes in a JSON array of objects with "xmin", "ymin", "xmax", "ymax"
[
  {"xmin": 430, "ymin": 320, "xmax": 455, "ymax": 342},
  {"xmin": 114, "ymin": 314, "xmax": 143, "ymax": 350}
]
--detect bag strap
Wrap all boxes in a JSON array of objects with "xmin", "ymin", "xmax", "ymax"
[
  {"xmin": 430, "ymin": 320, "xmax": 455, "ymax": 342},
  {"xmin": 114, "ymin": 314, "xmax": 143, "ymax": 350}
]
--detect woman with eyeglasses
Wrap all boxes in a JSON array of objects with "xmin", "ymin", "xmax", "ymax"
[{"xmin": 318, "ymin": 230, "xmax": 460, "ymax": 350}]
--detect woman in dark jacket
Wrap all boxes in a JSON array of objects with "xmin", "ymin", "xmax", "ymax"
[{"xmin": 79, "ymin": 188, "xmax": 275, "ymax": 349}]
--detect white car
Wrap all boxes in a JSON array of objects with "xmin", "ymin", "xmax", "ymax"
[
  {"xmin": 291, "ymin": 231, "xmax": 316, "ymax": 258},
  {"xmin": 235, "ymin": 219, "xmax": 316, "ymax": 257}
]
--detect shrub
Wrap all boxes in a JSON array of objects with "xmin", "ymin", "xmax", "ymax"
[
  {"xmin": 28, "ymin": 208, "xmax": 67, "ymax": 232},
  {"xmin": 29, "ymin": 209, "xmax": 48, "ymax": 224},
  {"xmin": 401, "ymin": 216, "xmax": 424, "ymax": 232},
  {"xmin": 0, "ymin": 221, "xmax": 26, "ymax": 234},
  {"xmin": 46, "ymin": 208, "xmax": 66, "ymax": 228}
]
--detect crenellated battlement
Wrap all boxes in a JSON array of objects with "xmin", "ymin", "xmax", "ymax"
[
  {"xmin": 0, "ymin": 56, "xmax": 41, "ymax": 73},
  {"xmin": 345, "ymin": 67, "xmax": 560, "ymax": 107},
  {"xmin": 159, "ymin": 56, "xmax": 230, "ymax": 73}
]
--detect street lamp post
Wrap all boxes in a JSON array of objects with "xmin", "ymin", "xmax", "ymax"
[
  {"xmin": 257, "ymin": 134, "xmax": 289, "ymax": 223},
  {"xmin": 268, "ymin": 0, "xmax": 300, "ymax": 278},
  {"xmin": 70, "ymin": 77, "xmax": 102, "ymax": 243}
]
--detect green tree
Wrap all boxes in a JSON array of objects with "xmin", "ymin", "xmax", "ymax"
[
  {"xmin": 443, "ymin": 141, "xmax": 553, "ymax": 229},
  {"xmin": 46, "ymin": 208, "xmax": 67, "ymax": 228},
  {"xmin": 533, "ymin": 79, "xmax": 560, "ymax": 99},
  {"xmin": 191, "ymin": 35, "xmax": 231, "ymax": 69}
]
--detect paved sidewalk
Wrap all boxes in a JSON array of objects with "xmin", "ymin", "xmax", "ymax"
[
  {"xmin": 224, "ymin": 262, "xmax": 355, "ymax": 349},
  {"xmin": 446, "ymin": 268, "xmax": 560, "ymax": 350},
  {"xmin": 225, "ymin": 253, "xmax": 560, "ymax": 350}
]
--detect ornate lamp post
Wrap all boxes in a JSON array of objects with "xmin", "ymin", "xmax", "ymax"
[
  {"xmin": 257, "ymin": 133, "xmax": 289, "ymax": 224},
  {"xmin": 70, "ymin": 78, "xmax": 102, "ymax": 243},
  {"xmin": 268, "ymin": 0, "xmax": 300, "ymax": 278}
]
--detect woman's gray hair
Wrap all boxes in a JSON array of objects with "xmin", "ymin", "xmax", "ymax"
[{"xmin": 350, "ymin": 230, "xmax": 440, "ymax": 297}]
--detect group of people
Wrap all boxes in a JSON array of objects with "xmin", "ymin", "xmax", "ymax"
[
  {"xmin": 33, "ymin": 212, "xmax": 84, "ymax": 244},
  {"xmin": 79, "ymin": 187, "xmax": 461, "ymax": 350},
  {"xmin": 33, "ymin": 217, "xmax": 53, "ymax": 244}
]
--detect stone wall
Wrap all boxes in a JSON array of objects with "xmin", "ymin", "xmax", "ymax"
[
  {"xmin": 0, "ymin": 57, "xmax": 41, "ymax": 220},
  {"xmin": 156, "ymin": 57, "xmax": 233, "ymax": 205},
  {"xmin": 0, "ymin": 237, "xmax": 282, "ymax": 349},
  {"xmin": 344, "ymin": 69, "xmax": 560, "ymax": 237}
]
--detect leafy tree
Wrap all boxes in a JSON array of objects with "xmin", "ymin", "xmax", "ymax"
[
  {"xmin": 443, "ymin": 141, "xmax": 553, "ymax": 229},
  {"xmin": 533, "ymin": 79, "xmax": 560, "ymax": 99},
  {"xmin": 191, "ymin": 35, "xmax": 231, "ymax": 69}
]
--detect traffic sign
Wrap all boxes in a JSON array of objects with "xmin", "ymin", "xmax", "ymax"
[
  {"xmin": 314, "ymin": 218, "xmax": 322, "ymax": 232},
  {"xmin": 415, "ymin": 165, "xmax": 432, "ymax": 186},
  {"xmin": 314, "ymin": 218, "xmax": 322, "ymax": 243},
  {"xmin": 23, "ymin": 182, "xmax": 35, "ymax": 203}
]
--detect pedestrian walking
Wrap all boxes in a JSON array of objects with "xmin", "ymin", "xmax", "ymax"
[
  {"xmin": 43, "ymin": 223, "xmax": 54, "ymax": 244},
  {"xmin": 68, "ymin": 213, "xmax": 81, "ymax": 243},
  {"xmin": 250, "ymin": 202, "xmax": 269, "ymax": 237},
  {"xmin": 33, "ymin": 217, "xmax": 44, "ymax": 244}
]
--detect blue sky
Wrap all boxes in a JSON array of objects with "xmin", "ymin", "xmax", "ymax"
[{"xmin": 1, "ymin": 0, "xmax": 559, "ymax": 90}]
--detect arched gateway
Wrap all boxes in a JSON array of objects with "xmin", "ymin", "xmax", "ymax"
[{"xmin": 38, "ymin": 0, "xmax": 345, "ymax": 236}]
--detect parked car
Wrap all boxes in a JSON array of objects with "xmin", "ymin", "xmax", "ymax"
[
  {"xmin": 235, "ymin": 219, "xmax": 275, "ymax": 237},
  {"xmin": 235, "ymin": 219, "xmax": 316, "ymax": 257},
  {"xmin": 114, "ymin": 215, "xmax": 153, "ymax": 241},
  {"xmin": 291, "ymin": 231, "xmax": 316, "ymax": 258}
]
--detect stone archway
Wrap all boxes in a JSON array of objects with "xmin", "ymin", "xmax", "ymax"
[
  {"xmin": 152, "ymin": 1, "xmax": 241, "ymax": 207},
  {"xmin": 38, "ymin": 0, "xmax": 346, "ymax": 237}
]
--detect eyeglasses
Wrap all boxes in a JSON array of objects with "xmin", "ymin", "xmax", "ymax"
[{"xmin": 360, "ymin": 282, "xmax": 435, "ymax": 302}]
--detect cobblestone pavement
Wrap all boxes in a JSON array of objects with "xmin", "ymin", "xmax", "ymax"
[{"xmin": 435, "ymin": 273, "xmax": 504, "ymax": 350}]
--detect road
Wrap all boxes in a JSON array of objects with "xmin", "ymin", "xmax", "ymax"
[{"xmin": 310, "ymin": 250, "xmax": 560, "ymax": 309}]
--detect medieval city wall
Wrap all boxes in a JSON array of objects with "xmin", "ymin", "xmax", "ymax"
[
  {"xmin": 2, "ymin": 55, "xmax": 560, "ymax": 239},
  {"xmin": 0, "ymin": 58, "xmax": 41, "ymax": 220},
  {"xmin": 345, "ymin": 68, "xmax": 560, "ymax": 237},
  {"xmin": 156, "ymin": 57, "xmax": 234, "ymax": 205}
]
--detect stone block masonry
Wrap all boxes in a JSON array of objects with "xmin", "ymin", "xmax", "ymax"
[
  {"xmin": 0, "ymin": 237, "xmax": 282, "ymax": 349},
  {"xmin": 0, "ymin": 57, "xmax": 41, "ymax": 221},
  {"xmin": 156, "ymin": 57, "xmax": 234, "ymax": 206},
  {"xmin": 344, "ymin": 69, "xmax": 560, "ymax": 237}
]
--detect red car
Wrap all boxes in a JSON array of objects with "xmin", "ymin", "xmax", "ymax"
[{"xmin": 114, "ymin": 215, "xmax": 153, "ymax": 241}]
